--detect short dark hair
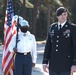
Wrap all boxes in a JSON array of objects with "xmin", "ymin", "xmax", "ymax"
[{"xmin": 56, "ymin": 7, "xmax": 67, "ymax": 16}]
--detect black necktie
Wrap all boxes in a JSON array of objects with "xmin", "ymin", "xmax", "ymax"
[{"xmin": 59, "ymin": 25, "xmax": 61, "ymax": 30}]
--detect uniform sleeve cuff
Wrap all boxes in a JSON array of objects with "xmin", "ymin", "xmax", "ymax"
[
  {"xmin": 73, "ymin": 60, "xmax": 76, "ymax": 65},
  {"xmin": 9, "ymin": 48, "xmax": 14, "ymax": 52},
  {"xmin": 32, "ymin": 60, "xmax": 36, "ymax": 63},
  {"xmin": 32, "ymin": 57, "xmax": 37, "ymax": 63},
  {"xmin": 42, "ymin": 59, "xmax": 48, "ymax": 64}
]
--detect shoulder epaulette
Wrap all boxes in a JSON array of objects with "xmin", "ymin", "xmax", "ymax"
[
  {"xmin": 49, "ymin": 22, "xmax": 57, "ymax": 28},
  {"xmin": 68, "ymin": 21, "xmax": 76, "ymax": 26},
  {"xmin": 71, "ymin": 23, "xmax": 76, "ymax": 26}
]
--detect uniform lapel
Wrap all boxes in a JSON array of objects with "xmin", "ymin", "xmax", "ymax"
[
  {"xmin": 57, "ymin": 21, "xmax": 69, "ymax": 34},
  {"xmin": 54, "ymin": 21, "xmax": 69, "ymax": 35},
  {"xmin": 54, "ymin": 24, "xmax": 59, "ymax": 34}
]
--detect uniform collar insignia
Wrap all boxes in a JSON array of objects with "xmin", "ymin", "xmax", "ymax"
[
  {"xmin": 65, "ymin": 25, "xmax": 68, "ymax": 27},
  {"xmin": 55, "ymin": 25, "xmax": 57, "ymax": 27}
]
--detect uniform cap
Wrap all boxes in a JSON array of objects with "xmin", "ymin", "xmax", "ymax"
[
  {"xmin": 19, "ymin": 16, "xmax": 23, "ymax": 24},
  {"xmin": 56, "ymin": 7, "xmax": 67, "ymax": 16},
  {"xmin": 20, "ymin": 20, "xmax": 29, "ymax": 27},
  {"xmin": 13, "ymin": 15, "xmax": 23, "ymax": 23},
  {"xmin": 13, "ymin": 15, "xmax": 18, "ymax": 21}
]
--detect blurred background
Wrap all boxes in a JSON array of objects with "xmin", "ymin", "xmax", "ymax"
[{"xmin": 0, "ymin": 0, "xmax": 76, "ymax": 44}]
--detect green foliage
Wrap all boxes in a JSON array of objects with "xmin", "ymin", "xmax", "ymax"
[
  {"xmin": 0, "ymin": 22, "xmax": 4, "ymax": 42},
  {"xmin": 0, "ymin": 1, "xmax": 4, "ymax": 42},
  {"xmin": 0, "ymin": 0, "xmax": 76, "ymax": 41},
  {"xmin": 70, "ymin": 1, "xmax": 76, "ymax": 23}
]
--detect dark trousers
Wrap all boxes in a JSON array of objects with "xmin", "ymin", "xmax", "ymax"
[
  {"xmin": 49, "ymin": 71, "xmax": 70, "ymax": 75},
  {"xmin": 14, "ymin": 53, "xmax": 32, "ymax": 75}
]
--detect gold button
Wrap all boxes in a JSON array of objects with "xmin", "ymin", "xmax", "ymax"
[
  {"xmin": 68, "ymin": 56, "xmax": 70, "ymax": 57},
  {"xmin": 57, "ymin": 36, "xmax": 59, "ymax": 38},
  {"xmin": 56, "ymin": 45, "xmax": 58, "ymax": 47},
  {"xmin": 56, "ymin": 40, "xmax": 59, "ymax": 42},
  {"xmin": 56, "ymin": 49, "xmax": 58, "ymax": 51}
]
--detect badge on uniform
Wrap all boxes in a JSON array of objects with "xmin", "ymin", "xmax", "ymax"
[
  {"xmin": 23, "ymin": 34, "xmax": 26, "ymax": 36},
  {"xmin": 50, "ymin": 30, "xmax": 54, "ymax": 37},
  {"xmin": 65, "ymin": 25, "xmax": 68, "ymax": 27},
  {"xmin": 63, "ymin": 29, "xmax": 70, "ymax": 38}
]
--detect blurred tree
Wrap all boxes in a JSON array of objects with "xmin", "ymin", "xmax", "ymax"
[
  {"xmin": 22, "ymin": 0, "xmax": 26, "ymax": 19},
  {"xmin": 0, "ymin": 0, "xmax": 6, "ymax": 43},
  {"xmin": 70, "ymin": 0, "xmax": 76, "ymax": 23},
  {"xmin": 13, "ymin": 0, "xmax": 34, "ymax": 18},
  {"xmin": 38, "ymin": 0, "xmax": 63, "ymax": 36},
  {"xmin": 0, "ymin": 0, "xmax": 76, "ymax": 41},
  {"xmin": 32, "ymin": 0, "xmax": 38, "ymax": 36},
  {"xmin": 36, "ymin": 11, "xmax": 47, "ymax": 38}
]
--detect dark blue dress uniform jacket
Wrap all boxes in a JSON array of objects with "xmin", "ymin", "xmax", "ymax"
[{"xmin": 43, "ymin": 21, "xmax": 76, "ymax": 72}]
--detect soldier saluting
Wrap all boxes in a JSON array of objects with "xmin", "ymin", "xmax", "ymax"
[{"xmin": 42, "ymin": 7, "xmax": 76, "ymax": 75}]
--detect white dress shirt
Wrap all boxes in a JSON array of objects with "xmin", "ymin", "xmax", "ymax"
[
  {"xmin": 8, "ymin": 31, "xmax": 37, "ymax": 63},
  {"xmin": 58, "ymin": 21, "xmax": 67, "ymax": 30}
]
